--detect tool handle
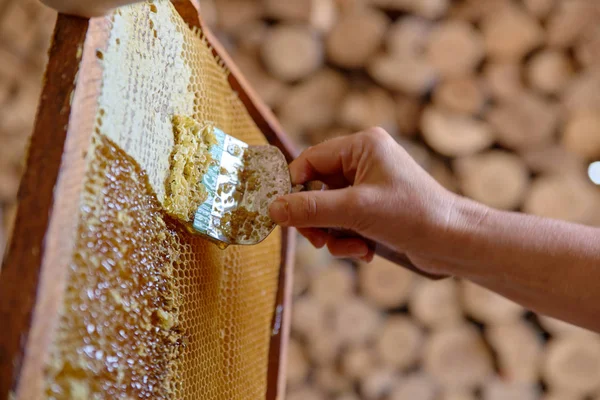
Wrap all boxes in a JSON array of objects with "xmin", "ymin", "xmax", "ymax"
[{"xmin": 301, "ymin": 181, "xmax": 448, "ymax": 281}]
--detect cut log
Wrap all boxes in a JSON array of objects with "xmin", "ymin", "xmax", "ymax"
[
  {"xmin": 575, "ymin": 25, "xmax": 600, "ymax": 68},
  {"xmin": 369, "ymin": 0, "xmax": 449, "ymax": 19},
  {"xmin": 485, "ymin": 322, "xmax": 544, "ymax": 383},
  {"xmin": 546, "ymin": 0, "xmax": 597, "ymax": 48},
  {"xmin": 460, "ymin": 281, "xmax": 524, "ymax": 324},
  {"xmin": 306, "ymin": 326, "xmax": 343, "ymax": 365},
  {"xmin": 425, "ymin": 21, "xmax": 485, "ymax": 77},
  {"xmin": 486, "ymin": 93, "xmax": 558, "ymax": 151},
  {"xmin": 261, "ymin": 24, "xmax": 324, "ymax": 82},
  {"xmin": 263, "ymin": 0, "xmax": 313, "ymax": 21},
  {"xmin": 287, "ymin": 386, "xmax": 327, "ymax": 400},
  {"xmin": 562, "ymin": 70, "xmax": 600, "ymax": 116},
  {"xmin": 341, "ymin": 345, "xmax": 376, "ymax": 380},
  {"xmin": 311, "ymin": 261, "xmax": 355, "ymax": 307},
  {"xmin": 440, "ymin": 390, "xmax": 477, "ymax": 400},
  {"xmin": 315, "ymin": 366, "xmax": 353, "ymax": 394},
  {"xmin": 453, "ymin": 150, "xmax": 530, "ymax": 210},
  {"xmin": 421, "ymin": 106, "xmax": 494, "ymax": 157},
  {"xmin": 375, "ymin": 316, "xmax": 423, "ymax": 370},
  {"xmin": 395, "ymin": 139, "xmax": 431, "ymax": 170},
  {"xmin": 291, "ymin": 295, "xmax": 327, "ymax": 339},
  {"xmin": 333, "ymin": 297, "xmax": 382, "ymax": 346},
  {"xmin": 232, "ymin": 20, "xmax": 269, "ymax": 54},
  {"xmin": 523, "ymin": 174, "xmax": 597, "ymax": 224},
  {"xmin": 358, "ymin": 255, "xmax": 415, "ymax": 309},
  {"xmin": 368, "ymin": 53, "xmax": 437, "ymax": 95},
  {"xmin": 287, "ymin": 338, "xmax": 310, "ymax": 387},
  {"xmin": 326, "ymin": 6, "xmax": 389, "ymax": 69},
  {"xmin": 521, "ymin": 145, "xmax": 586, "ymax": 176},
  {"xmin": 359, "ymin": 368, "xmax": 396, "ymax": 400},
  {"xmin": 428, "ymin": 159, "xmax": 459, "ymax": 193},
  {"xmin": 523, "ymin": 0, "xmax": 556, "ymax": 19},
  {"xmin": 335, "ymin": 394, "xmax": 360, "ymax": 400},
  {"xmin": 310, "ymin": 0, "xmax": 338, "ymax": 34},
  {"xmin": 526, "ymin": 50, "xmax": 573, "ymax": 96},
  {"xmin": 408, "ymin": 279, "xmax": 463, "ymax": 328},
  {"xmin": 423, "ymin": 325, "xmax": 494, "ymax": 390},
  {"xmin": 481, "ymin": 4, "xmax": 544, "ymax": 60},
  {"xmin": 337, "ymin": 86, "xmax": 398, "ymax": 136},
  {"xmin": 386, "ymin": 16, "xmax": 431, "ymax": 57},
  {"xmin": 279, "ymin": 68, "xmax": 348, "ymax": 132},
  {"xmin": 395, "ymin": 95, "xmax": 422, "ymax": 137},
  {"xmin": 562, "ymin": 111, "xmax": 600, "ymax": 160},
  {"xmin": 433, "ymin": 76, "xmax": 487, "ymax": 115},
  {"xmin": 538, "ymin": 315, "xmax": 598, "ymax": 338},
  {"xmin": 482, "ymin": 380, "xmax": 541, "ymax": 400},
  {"xmin": 543, "ymin": 335, "xmax": 600, "ymax": 396},
  {"xmin": 542, "ymin": 390, "xmax": 584, "ymax": 400},
  {"xmin": 231, "ymin": 52, "xmax": 288, "ymax": 108},
  {"xmin": 449, "ymin": 0, "xmax": 510, "ymax": 23},
  {"xmin": 213, "ymin": 0, "xmax": 263, "ymax": 34},
  {"xmin": 307, "ymin": 127, "xmax": 353, "ymax": 144},
  {"xmin": 388, "ymin": 373, "xmax": 438, "ymax": 400},
  {"xmin": 483, "ymin": 62, "xmax": 524, "ymax": 101}
]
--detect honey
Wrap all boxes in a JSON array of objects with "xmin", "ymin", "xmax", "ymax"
[{"xmin": 44, "ymin": 133, "xmax": 281, "ymax": 399}]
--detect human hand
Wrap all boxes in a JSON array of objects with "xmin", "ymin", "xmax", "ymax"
[{"xmin": 268, "ymin": 128, "xmax": 458, "ymax": 268}]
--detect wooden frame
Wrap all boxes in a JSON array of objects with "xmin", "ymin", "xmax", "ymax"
[{"xmin": 0, "ymin": 1, "xmax": 296, "ymax": 399}]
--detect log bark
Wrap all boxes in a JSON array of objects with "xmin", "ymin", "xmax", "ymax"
[
  {"xmin": 421, "ymin": 106, "xmax": 494, "ymax": 157},
  {"xmin": 453, "ymin": 150, "xmax": 530, "ymax": 210},
  {"xmin": 395, "ymin": 95, "xmax": 422, "ymax": 137}
]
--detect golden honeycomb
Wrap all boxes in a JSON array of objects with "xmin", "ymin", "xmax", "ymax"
[{"xmin": 43, "ymin": 1, "xmax": 283, "ymax": 399}]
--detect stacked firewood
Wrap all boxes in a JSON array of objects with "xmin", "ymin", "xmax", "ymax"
[
  {"xmin": 202, "ymin": 0, "xmax": 600, "ymax": 399},
  {"xmin": 1, "ymin": 1, "xmax": 600, "ymax": 398},
  {"xmin": 0, "ymin": 0, "xmax": 55, "ymax": 261}
]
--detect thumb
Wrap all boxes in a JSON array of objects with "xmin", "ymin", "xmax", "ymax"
[{"xmin": 268, "ymin": 189, "xmax": 358, "ymax": 229}]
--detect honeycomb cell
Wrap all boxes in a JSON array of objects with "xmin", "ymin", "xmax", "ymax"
[{"xmin": 43, "ymin": 2, "xmax": 282, "ymax": 399}]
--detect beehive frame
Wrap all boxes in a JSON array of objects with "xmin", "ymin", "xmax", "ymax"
[{"xmin": 0, "ymin": 1, "xmax": 297, "ymax": 398}]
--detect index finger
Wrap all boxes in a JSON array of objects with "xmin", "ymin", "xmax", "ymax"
[{"xmin": 289, "ymin": 134, "xmax": 362, "ymax": 186}]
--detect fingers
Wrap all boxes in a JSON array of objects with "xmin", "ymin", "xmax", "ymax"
[
  {"xmin": 269, "ymin": 189, "xmax": 360, "ymax": 229},
  {"xmin": 326, "ymin": 236, "xmax": 374, "ymax": 261},
  {"xmin": 297, "ymin": 228, "xmax": 328, "ymax": 249},
  {"xmin": 288, "ymin": 135, "xmax": 361, "ymax": 186}
]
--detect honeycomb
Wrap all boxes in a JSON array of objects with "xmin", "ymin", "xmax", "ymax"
[{"xmin": 43, "ymin": 1, "xmax": 282, "ymax": 399}]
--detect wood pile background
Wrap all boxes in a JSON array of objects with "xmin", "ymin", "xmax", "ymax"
[{"xmin": 1, "ymin": 0, "xmax": 600, "ymax": 399}]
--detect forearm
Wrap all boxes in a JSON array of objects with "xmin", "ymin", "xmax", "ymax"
[{"xmin": 439, "ymin": 197, "xmax": 600, "ymax": 332}]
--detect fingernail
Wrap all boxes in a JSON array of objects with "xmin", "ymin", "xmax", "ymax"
[{"xmin": 269, "ymin": 199, "xmax": 289, "ymax": 224}]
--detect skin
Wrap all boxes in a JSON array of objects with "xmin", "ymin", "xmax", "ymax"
[
  {"xmin": 268, "ymin": 128, "xmax": 600, "ymax": 333},
  {"xmin": 44, "ymin": 1, "xmax": 600, "ymax": 333}
]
